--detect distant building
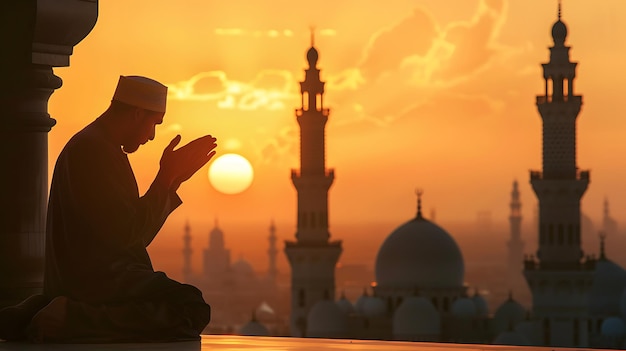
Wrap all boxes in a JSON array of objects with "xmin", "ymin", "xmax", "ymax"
[
  {"xmin": 603, "ymin": 198, "xmax": 618, "ymax": 237},
  {"xmin": 506, "ymin": 181, "xmax": 526, "ymax": 295}
]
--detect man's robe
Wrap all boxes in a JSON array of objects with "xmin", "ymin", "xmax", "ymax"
[{"xmin": 41, "ymin": 119, "xmax": 210, "ymax": 342}]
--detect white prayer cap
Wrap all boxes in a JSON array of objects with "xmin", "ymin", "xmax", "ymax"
[{"xmin": 112, "ymin": 75, "xmax": 168, "ymax": 113}]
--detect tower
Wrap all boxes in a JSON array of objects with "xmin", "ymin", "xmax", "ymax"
[
  {"xmin": 267, "ymin": 219, "xmax": 278, "ymax": 285},
  {"xmin": 203, "ymin": 219, "xmax": 231, "ymax": 282},
  {"xmin": 524, "ymin": 3, "xmax": 594, "ymax": 347},
  {"xmin": 284, "ymin": 33, "xmax": 342, "ymax": 337},
  {"xmin": 182, "ymin": 220, "xmax": 193, "ymax": 281},
  {"xmin": 507, "ymin": 180, "xmax": 524, "ymax": 283}
]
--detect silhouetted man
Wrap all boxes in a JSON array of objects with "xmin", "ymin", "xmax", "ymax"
[{"xmin": 0, "ymin": 76, "xmax": 216, "ymax": 342}]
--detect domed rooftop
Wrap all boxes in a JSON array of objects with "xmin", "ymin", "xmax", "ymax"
[
  {"xmin": 307, "ymin": 300, "xmax": 348, "ymax": 338},
  {"xmin": 601, "ymin": 317, "xmax": 626, "ymax": 338},
  {"xmin": 589, "ymin": 237, "xmax": 626, "ymax": 316},
  {"xmin": 239, "ymin": 312, "xmax": 269, "ymax": 336},
  {"xmin": 493, "ymin": 293, "xmax": 526, "ymax": 335},
  {"xmin": 232, "ymin": 257, "xmax": 256, "ymax": 279},
  {"xmin": 375, "ymin": 194, "xmax": 464, "ymax": 289},
  {"xmin": 362, "ymin": 296, "xmax": 387, "ymax": 317},
  {"xmin": 493, "ymin": 331, "xmax": 531, "ymax": 346},
  {"xmin": 451, "ymin": 297, "xmax": 477, "ymax": 319},
  {"xmin": 393, "ymin": 296, "xmax": 440, "ymax": 339},
  {"xmin": 354, "ymin": 288, "xmax": 369, "ymax": 314},
  {"xmin": 335, "ymin": 292, "xmax": 355, "ymax": 315},
  {"xmin": 472, "ymin": 289, "xmax": 489, "ymax": 317}
]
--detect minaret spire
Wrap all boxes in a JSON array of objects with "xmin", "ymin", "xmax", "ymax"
[
  {"xmin": 285, "ymin": 37, "xmax": 342, "ymax": 337},
  {"xmin": 525, "ymin": 8, "xmax": 593, "ymax": 347},
  {"xmin": 182, "ymin": 219, "xmax": 192, "ymax": 281},
  {"xmin": 267, "ymin": 219, "xmax": 278, "ymax": 286},
  {"xmin": 599, "ymin": 232, "xmax": 607, "ymax": 260},
  {"xmin": 310, "ymin": 26, "xmax": 315, "ymax": 47},
  {"xmin": 415, "ymin": 188, "xmax": 424, "ymax": 219}
]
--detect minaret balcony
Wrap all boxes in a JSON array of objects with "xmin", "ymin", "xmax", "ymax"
[
  {"xmin": 529, "ymin": 169, "xmax": 590, "ymax": 181},
  {"xmin": 536, "ymin": 95, "xmax": 582, "ymax": 105}
]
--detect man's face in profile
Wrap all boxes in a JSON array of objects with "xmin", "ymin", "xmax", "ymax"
[{"xmin": 122, "ymin": 109, "xmax": 165, "ymax": 154}]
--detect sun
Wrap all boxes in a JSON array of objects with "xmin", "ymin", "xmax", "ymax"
[{"xmin": 208, "ymin": 153, "xmax": 254, "ymax": 194}]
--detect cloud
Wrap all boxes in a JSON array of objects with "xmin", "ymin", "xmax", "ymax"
[
  {"xmin": 254, "ymin": 126, "xmax": 298, "ymax": 165},
  {"xmin": 214, "ymin": 28, "xmax": 335, "ymax": 38},
  {"xmin": 166, "ymin": 70, "xmax": 299, "ymax": 111},
  {"xmin": 358, "ymin": 8, "xmax": 438, "ymax": 82}
]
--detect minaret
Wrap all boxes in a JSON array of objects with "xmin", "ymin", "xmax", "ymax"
[
  {"xmin": 267, "ymin": 220, "xmax": 278, "ymax": 286},
  {"xmin": 284, "ymin": 32, "xmax": 342, "ymax": 337},
  {"xmin": 524, "ymin": 3, "xmax": 594, "ymax": 347},
  {"xmin": 182, "ymin": 220, "xmax": 193, "ymax": 282},
  {"xmin": 602, "ymin": 197, "xmax": 618, "ymax": 236},
  {"xmin": 507, "ymin": 180, "xmax": 524, "ymax": 282}
]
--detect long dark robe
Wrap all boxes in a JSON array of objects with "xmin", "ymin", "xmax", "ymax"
[{"xmin": 41, "ymin": 118, "xmax": 210, "ymax": 342}]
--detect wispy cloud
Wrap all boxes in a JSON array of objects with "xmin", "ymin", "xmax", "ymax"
[
  {"xmin": 166, "ymin": 70, "xmax": 299, "ymax": 111},
  {"xmin": 214, "ymin": 28, "xmax": 336, "ymax": 38}
]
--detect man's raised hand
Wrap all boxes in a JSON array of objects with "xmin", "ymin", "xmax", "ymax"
[{"xmin": 156, "ymin": 135, "xmax": 217, "ymax": 190}]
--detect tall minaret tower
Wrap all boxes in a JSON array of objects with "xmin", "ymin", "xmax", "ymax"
[
  {"xmin": 284, "ymin": 33, "xmax": 342, "ymax": 337},
  {"xmin": 524, "ymin": 2, "xmax": 594, "ymax": 347},
  {"xmin": 267, "ymin": 219, "xmax": 278, "ymax": 286},
  {"xmin": 182, "ymin": 220, "xmax": 193, "ymax": 282},
  {"xmin": 507, "ymin": 180, "xmax": 524, "ymax": 282}
]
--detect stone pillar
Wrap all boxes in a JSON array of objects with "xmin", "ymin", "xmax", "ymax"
[{"xmin": 0, "ymin": 0, "xmax": 98, "ymax": 306}]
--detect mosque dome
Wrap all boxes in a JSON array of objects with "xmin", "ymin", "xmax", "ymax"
[
  {"xmin": 493, "ymin": 331, "xmax": 531, "ymax": 346},
  {"xmin": 451, "ymin": 297, "xmax": 477, "ymax": 319},
  {"xmin": 493, "ymin": 294, "xmax": 526, "ymax": 335},
  {"xmin": 355, "ymin": 289, "xmax": 370, "ymax": 313},
  {"xmin": 307, "ymin": 300, "xmax": 348, "ymax": 338},
  {"xmin": 472, "ymin": 291, "xmax": 489, "ymax": 317},
  {"xmin": 601, "ymin": 317, "xmax": 626, "ymax": 338},
  {"xmin": 589, "ymin": 257, "xmax": 626, "ymax": 316},
  {"xmin": 375, "ymin": 199, "xmax": 464, "ymax": 289},
  {"xmin": 362, "ymin": 296, "xmax": 387, "ymax": 317},
  {"xmin": 232, "ymin": 258, "xmax": 255, "ymax": 277},
  {"xmin": 239, "ymin": 313, "xmax": 270, "ymax": 336},
  {"xmin": 392, "ymin": 296, "xmax": 441, "ymax": 339},
  {"xmin": 306, "ymin": 46, "xmax": 319, "ymax": 67},
  {"xmin": 336, "ymin": 293, "xmax": 355, "ymax": 315}
]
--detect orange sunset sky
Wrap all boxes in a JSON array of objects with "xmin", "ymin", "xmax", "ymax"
[{"xmin": 48, "ymin": 1, "xmax": 626, "ymax": 272}]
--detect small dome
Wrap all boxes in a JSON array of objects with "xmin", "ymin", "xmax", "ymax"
[
  {"xmin": 306, "ymin": 46, "xmax": 319, "ymax": 67},
  {"xmin": 363, "ymin": 297, "xmax": 387, "ymax": 317},
  {"xmin": 601, "ymin": 317, "xmax": 626, "ymax": 338},
  {"xmin": 307, "ymin": 300, "xmax": 348, "ymax": 338},
  {"xmin": 493, "ymin": 331, "xmax": 531, "ymax": 346},
  {"xmin": 493, "ymin": 295, "xmax": 526, "ymax": 334},
  {"xmin": 551, "ymin": 20, "xmax": 567, "ymax": 45},
  {"xmin": 451, "ymin": 297, "xmax": 477, "ymax": 319},
  {"xmin": 375, "ymin": 215, "xmax": 464, "ymax": 289},
  {"xmin": 232, "ymin": 258, "xmax": 255, "ymax": 276},
  {"xmin": 589, "ymin": 258, "xmax": 626, "ymax": 316},
  {"xmin": 239, "ymin": 320, "xmax": 269, "ymax": 336},
  {"xmin": 393, "ymin": 296, "xmax": 440, "ymax": 339},
  {"xmin": 472, "ymin": 293, "xmax": 489, "ymax": 317},
  {"xmin": 336, "ymin": 295, "xmax": 355, "ymax": 315},
  {"xmin": 355, "ymin": 289, "xmax": 369, "ymax": 313}
]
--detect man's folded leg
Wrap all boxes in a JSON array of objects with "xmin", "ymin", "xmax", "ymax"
[{"xmin": 0, "ymin": 294, "xmax": 52, "ymax": 341}]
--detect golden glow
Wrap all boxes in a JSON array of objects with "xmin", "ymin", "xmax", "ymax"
[{"xmin": 208, "ymin": 154, "xmax": 254, "ymax": 195}]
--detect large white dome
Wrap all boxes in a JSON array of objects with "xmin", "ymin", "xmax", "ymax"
[
  {"xmin": 601, "ymin": 317, "xmax": 626, "ymax": 338},
  {"xmin": 335, "ymin": 293, "xmax": 355, "ymax": 315},
  {"xmin": 362, "ymin": 297, "xmax": 387, "ymax": 317},
  {"xmin": 472, "ymin": 292, "xmax": 489, "ymax": 317},
  {"xmin": 393, "ymin": 296, "xmax": 440, "ymax": 340},
  {"xmin": 375, "ymin": 213, "xmax": 464, "ymax": 289},
  {"xmin": 307, "ymin": 300, "xmax": 348, "ymax": 338}
]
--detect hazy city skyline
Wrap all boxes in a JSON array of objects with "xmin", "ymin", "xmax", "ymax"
[{"xmin": 48, "ymin": 1, "xmax": 626, "ymax": 272}]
